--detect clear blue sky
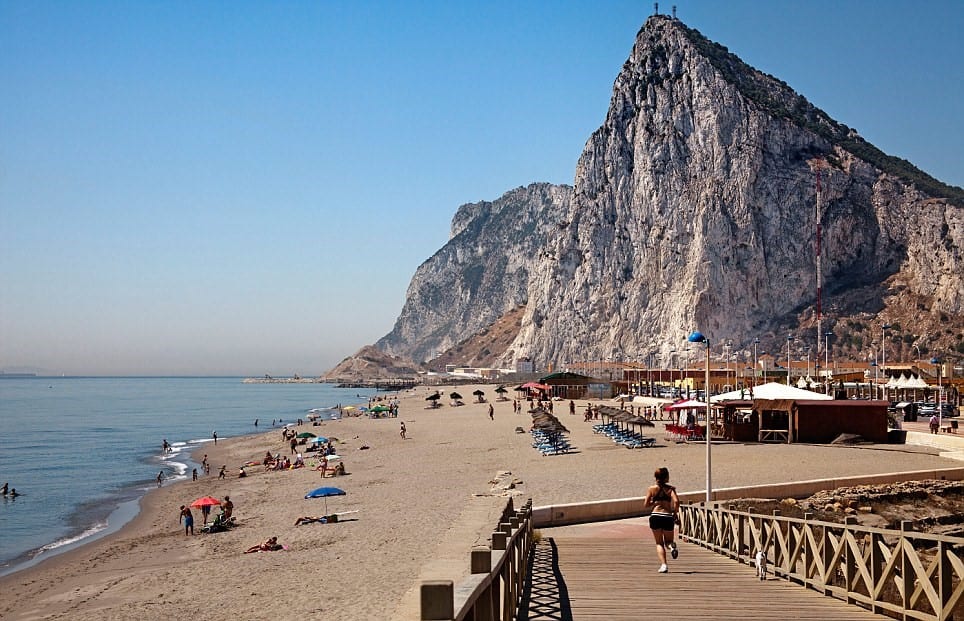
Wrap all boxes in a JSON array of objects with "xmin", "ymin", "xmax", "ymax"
[{"xmin": 1, "ymin": 1, "xmax": 961, "ymax": 376}]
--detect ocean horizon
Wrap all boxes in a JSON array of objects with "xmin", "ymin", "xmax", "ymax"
[{"xmin": 0, "ymin": 376, "xmax": 379, "ymax": 575}]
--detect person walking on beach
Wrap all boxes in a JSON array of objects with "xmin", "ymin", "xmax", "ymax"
[
  {"xmin": 643, "ymin": 467, "xmax": 680, "ymax": 573},
  {"xmin": 179, "ymin": 505, "xmax": 194, "ymax": 535},
  {"xmin": 156, "ymin": 470, "xmax": 164, "ymax": 488},
  {"xmin": 218, "ymin": 465, "xmax": 227, "ymax": 480},
  {"xmin": 192, "ymin": 468, "xmax": 198, "ymax": 481},
  {"xmin": 222, "ymin": 495, "xmax": 233, "ymax": 519},
  {"xmin": 202, "ymin": 454, "xmax": 209, "ymax": 475},
  {"xmin": 212, "ymin": 430, "xmax": 218, "ymax": 444},
  {"xmin": 488, "ymin": 403, "xmax": 494, "ymax": 420}
]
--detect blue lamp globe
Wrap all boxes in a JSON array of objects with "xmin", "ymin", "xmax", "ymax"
[{"xmin": 687, "ymin": 331, "xmax": 706, "ymax": 344}]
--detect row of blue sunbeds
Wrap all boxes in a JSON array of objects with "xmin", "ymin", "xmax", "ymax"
[
  {"xmin": 531, "ymin": 429, "xmax": 572, "ymax": 455},
  {"xmin": 592, "ymin": 422, "xmax": 656, "ymax": 449}
]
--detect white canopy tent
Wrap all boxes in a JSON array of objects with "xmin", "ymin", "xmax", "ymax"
[{"xmin": 710, "ymin": 381, "xmax": 833, "ymax": 403}]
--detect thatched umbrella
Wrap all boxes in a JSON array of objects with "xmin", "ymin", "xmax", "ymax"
[{"xmin": 449, "ymin": 392, "xmax": 463, "ymax": 400}]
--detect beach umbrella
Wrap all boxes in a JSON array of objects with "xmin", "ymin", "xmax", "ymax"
[
  {"xmin": 296, "ymin": 432, "xmax": 316, "ymax": 438},
  {"xmin": 305, "ymin": 486, "xmax": 346, "ymax": 514},
  {"xmin": 425, "ymin": 393, "xmax": 441, "ymax": 401},
  {"xmin": 472, "ymin": 389, "xmax": 484, "ymax": 396},
  {"xmin": 370, "ymin": 405, "xmax": 390, "ymax": 413},
  {"xmin": 495, "ymin": 386, "xmax": 508, "ymax": 394},
  {"xmin": 190, "ymin": 496, "xmax": 221, "ymax": 508},
  {"xmin": 449, "ymin": 392, "xmax": 462, "ymax": 400},
  {"xmin": 308, "ymin": 436, "xmax": 329, "ymax": 444}
]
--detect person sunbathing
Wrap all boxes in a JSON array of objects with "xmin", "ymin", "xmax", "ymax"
[
  {"xmin": 294, "ymin": 516, "xmax": 324, "ymax": 525},
  {"xmin": 244, "ymin": 536, "xmax": 281, "ymax": 553},
  {"xmin": 294, "ymin": 514, "xmax": 336, "ymax": 525}
]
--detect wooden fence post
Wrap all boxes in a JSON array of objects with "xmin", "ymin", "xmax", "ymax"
[
  {"xmin": 802, "ymin": 512, "xmax": 813, "ymax": 589},
  {"xmin": 843, "ymin": 516, "xmax": 858, "ymax": 604},
  {"xmin": 900, "ymin": 520, "xmax": 914, "ymax": 614},
  {"xmin": 421, "ymin": 581, "xmax": 454, "ymax": 621}
]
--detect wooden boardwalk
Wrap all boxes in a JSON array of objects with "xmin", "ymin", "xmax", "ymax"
[{"xmin": 519, "ymin": 519, "xmax": 878, "ymax": 620}]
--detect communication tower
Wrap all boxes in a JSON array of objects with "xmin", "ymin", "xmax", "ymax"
[{"xmin": 815, "ymin": 171, "xmax": 823, "ymax": 357}]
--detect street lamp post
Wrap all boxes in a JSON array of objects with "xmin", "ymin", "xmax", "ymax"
[
  {"xmin": 932, "ymin": 356, "xmax": 943, "ymax": 431},
  {"xmin": 724, "ymin": 339, "xmax": 732, "ymax": 391},
  {"xmin": 871, "ymin": 358, "xmax": 879, "ymax": 400},
  {"xmin": 881, "ymin": 324, "xmax": 891, "ymax": 401},
  {"xmin": 786, "ymin": 335, "xmax": 794, "ymax": 386},
  {"xmin": 825, "ymin": 331, "xmax": 833, "ymax": 394},
  {"xmin": 688, "ymin": 331, "xmax": 712, "ymax": 503},
  {"xmin": 753, "ymin": 338, "xmax": 759, "ymax": 387},
  {"xmin": 871, "ymin": 341, "xmax": 879, "ymax": 399}
]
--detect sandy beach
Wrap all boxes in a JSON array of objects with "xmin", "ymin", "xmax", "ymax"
[{"xmin": 1, "ymin": 384, "xmax": 957, "ymax": 620}]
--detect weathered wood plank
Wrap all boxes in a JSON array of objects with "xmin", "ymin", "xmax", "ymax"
[{"xmin": 519, "ymin": 531, "xmax": 880, "ymax": 620}]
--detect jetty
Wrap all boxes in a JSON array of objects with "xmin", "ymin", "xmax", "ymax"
[{"xmin": 332, "ymin": 378, "xmax": 420, "ymax": 391}]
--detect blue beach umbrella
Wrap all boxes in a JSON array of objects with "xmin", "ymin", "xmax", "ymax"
[
  {"xmin": 308, "ymin": 436, "xmax": 329, "ymax": 444},
  {"xmin": 305, "ymin": 486, "xmax": 346, "ymax": 514}
]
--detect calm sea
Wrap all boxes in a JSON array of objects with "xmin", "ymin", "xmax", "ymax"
[{"xmin": 0, "ymin": 377, "xmax": 377, "ymax": 575}]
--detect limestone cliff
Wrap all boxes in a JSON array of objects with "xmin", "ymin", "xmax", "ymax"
[
  {"xmin": 376, "ymin": 183, "xmax": 571, "ymax": 364},
  {"xmin": 373, "ymin": 15, "xmax": 964, "ymax": 372}
]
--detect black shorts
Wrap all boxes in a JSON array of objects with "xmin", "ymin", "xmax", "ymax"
[{"xmin": 649, "ymin": 513, "xmax": 675, "ymax": 531}]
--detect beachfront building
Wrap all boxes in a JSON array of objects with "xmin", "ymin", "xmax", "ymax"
[
  {"xmin": 716, "ymin": 399, "xmax": 889, "ymax": 444},
  {"xmin": 538, "ymin": 372, "xmax": 606, "ymax": 400}
]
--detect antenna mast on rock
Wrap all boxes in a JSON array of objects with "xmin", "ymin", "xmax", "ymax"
[{"xmin": 815, "ymin": 170, "xmax": 823, "ymax": 358}]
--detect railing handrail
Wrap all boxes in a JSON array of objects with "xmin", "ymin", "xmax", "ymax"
[
  {"xmin": 679, "ymin": 502, "xmax": 964, "ymax": 621},
  {"xmin": 421, "ymin": 498, "xmax": 533, "ymax": 621}
]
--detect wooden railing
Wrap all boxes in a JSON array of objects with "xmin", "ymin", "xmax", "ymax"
[
  {"xmin": 679, "ymin": 503, "xmax": 964, "ymax": 620},
  {"xmin": 420, "ymin": 499, "xmax": 533, "ymax": 621}
]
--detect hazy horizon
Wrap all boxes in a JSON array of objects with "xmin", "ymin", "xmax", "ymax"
[{"xmin": 2, "ymin": 1, "xmax": 961, "ymax": 376}]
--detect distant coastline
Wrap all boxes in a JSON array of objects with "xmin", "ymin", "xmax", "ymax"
[
  {"xmin": 241, "ymin": 376, "xmax": 421, "ymax": 390},
  {"xmin": 0, "ymin": 372, "xmax": 36, "ymax": 378}
]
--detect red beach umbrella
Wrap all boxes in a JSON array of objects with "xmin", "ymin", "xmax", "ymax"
[{"xmin": 190, "ymin": 496, "xmax": 221, "ymax": 508}]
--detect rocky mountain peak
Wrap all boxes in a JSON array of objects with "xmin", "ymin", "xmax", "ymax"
[{"xmin": 358, "ymin": 16, "xmax": 963, "ymax": 377}]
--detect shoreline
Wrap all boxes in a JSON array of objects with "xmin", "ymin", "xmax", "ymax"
[
  {"xmin": 0, "ymin": 427, "xmax": 271, "ymax": 579},
  {"xmin": 3, "ymin": 384, "xmax": 960, "ymax": 620}
]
